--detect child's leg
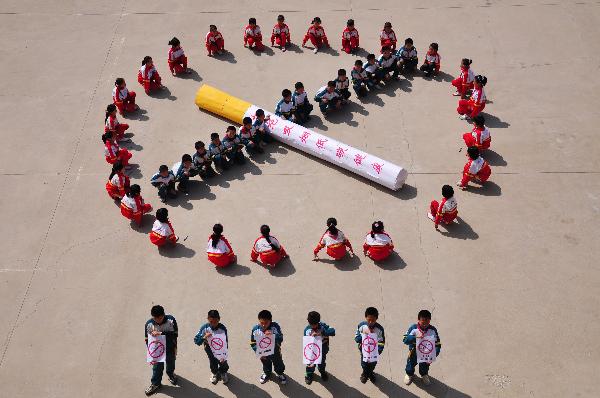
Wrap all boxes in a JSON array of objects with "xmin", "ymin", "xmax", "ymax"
[
  {"xmin": 342, "ymin": 39, "xmax": 351, "ymax": 54},
  {"xmin": 305, "ymin": 364, "xmax": 316, "ymax": 378},
  {"xmin": 460, "ymin": 172, "xmax": 471, "ymax": 187},
  {"xmin": 272, "ymin": 349, "xmax": 285, "ymax": 375},
  {"xmin": 457, "ymin": 99, "xmax": 470, "ymax": 115},
  {"xmin": 405, "ymin": 352, "xmax": 418, "ymax": 376},
  {"xmin": 254, "ymin": 39, "xmax": 265, "ymax": 51},
  {"xmin": 168, "ymin": 61, "xmax": 176, "ymax": 74},
  {"xmin": 463, "ymin": 132, "xmax": 476, "ymax": 147},
  {"xmin": 341, "ymin": 88, "xmax": 351, "ymax": 100},
  {"xmin": 451, "ymin": 78, "xmax": 462, "ymax": 92},
  {"xmin": 142, "ymin": 203, "xmax": 152, "ymax": 214},
  {"xmin": 261, "ymin": 356, "xmax": 274, "ymax": 376},
  {"xmin": 307, "ymin": 34, "xmax": 319, "ymax": 48},
  {"xmin": 247, "ymin": 37, "xmax": 255, "ymax": 47},
  {"xmin": 317, "ymin": 348, "xmax": 328, "ymax": 373},
  {"xmin": 182, "ymin": 55, "xmax": 188, "ymax": 70},
  {"xmin": 278, "ymin": 33, "xmax": 287, "ymax": 47},
  {"xmin": 177, "ymin": 175, "xmax": 189, "ymax": 192},
  {"xmin": 470, "ymin": 103, "xmax": 484, "ymax": 118},
  {"xmin": 218, "ymin": 360, "xmax": 229, "ymax": 374},
  {"xmin": 157, "ymin": 184, "xmax": 169, "ymax": 201},
  {"xmin": 430, "ymin": 200, "xmax": 440, "ymax": 216},
  {"xmin": 205, "ymin": 346, "xmax": 220, "ymax": 375},
  {"xmin": 117, "ymin": 149, "xmax": 131, "ymax": 166},
  {"xmin": 418, "ymin": 362, "xmax": 431, "ymax": 376},
  {"xmin": 319, "ymin": 102, "xmax": 328, "ymax": 113},
  {"xmin": 217, "ymin": 38, "xmax": 224, "ymax": 50},
  {"xmin": 234, "ymin": 151, "xmax": 246, "ymax": 164},
  {"xmin": 350, "ymin": 37, "xmax": 359, "ymax": 50}
]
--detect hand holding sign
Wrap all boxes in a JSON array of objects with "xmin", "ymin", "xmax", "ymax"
[
  {"xmin": 146, "ymin": 334, "xmax": 167, "ymax": 363},
  {"xmin": 302, "ymin": 336, "xmax": 323, "ymax": 365}
]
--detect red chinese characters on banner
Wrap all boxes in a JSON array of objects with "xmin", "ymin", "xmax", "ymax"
[
  {"xmin": 283, "ymin": 125, "xmax": 294, "ymax": 136},
  {"xmin": 335, "ymin": 147, "xmax": 347, "ymax": 158},
  {"xmin": 316, "ymin": 138, "xmax": 328, "ymax": 150},
  {"xmin": 266, "ymin": 117, "xmax": 279, "ymax": 129},
  {"xmin": 372, "ymin": 162, "xmax": 384, "ymax": 174},
  {"xmin": 354, "ymin": 153, "xmax": 367, "ymax": 166},
  {"xmin": 300, "ymin": 131, "xmax": 311, "ymax": 144}
]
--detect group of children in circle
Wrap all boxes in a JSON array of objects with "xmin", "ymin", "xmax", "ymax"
[{"xmin": 143, "ymin": 304, "xmax": 440, "ymax": 396}]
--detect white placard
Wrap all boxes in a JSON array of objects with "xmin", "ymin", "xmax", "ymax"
[
  {"xmin": 255, "ymin": 332, "xmax": 276, "ymax": 357},
  {"xmin": 361, "ymin": 333, "xmax": 379, "ymax": 363},
  {"xmin": 244, "ymin": 106, "xmax": 408, "ymax": 190},
  {"xmin": 146, "ymin": 334, "xmax": 167, "ymax": 363},
  {"xmin": 208, "ymin": 332, "xmax": 228, "ymax": 361},
  {"xmin": 416, "ymin": 335, "xmax": 437, "ymax": 363},
  {"xmin": 302, "ymin": 336, "xmax": 323, "ymax": 365}
]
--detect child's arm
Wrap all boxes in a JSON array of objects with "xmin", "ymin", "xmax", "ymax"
[
  {"xmin": 434, "ymin": 326, "xmax": 441, "ymax": 356},
  {"xmin": 378, "ymin": 326, "xmax": 385, "ymax": 354},
  {"xmin": 403, "ymin": 325, "xmax": 417, "ymax": 345},
  {"xmin": 354, "ymin": 325, "xmax": 363, "ymax": 348},
  {"xmin": 250, "ymin": 328, "xmax": 257, "ymax": 352},
  {"xmin": 323, "ymin": 323, "xmax": 336, "ymax": 337},
  {"xmin": 193, "ymin": 324, "xmax": 207, "ymax": 346},
  {"xmin": 274, "ymin": 323, "xmax": 284, "ymax": 345},
  {"xmin": 344, "ymin": 238, "xmax": 354, "ymax": 254}
]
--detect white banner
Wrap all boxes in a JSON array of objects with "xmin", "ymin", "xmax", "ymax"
[
  {"xmin": 361, "ymin": 332, "xmax": 379, "ymax": 363},
  {"xmin": 208, "ymin": 332, "xmax": 228, "ymax": 361},
  {"xmin": 416, "ymin": 335, "xmax": 437, "ymax": 364},
  {"xmin": 146, "ymin": 334, "xmax": 167, "ymax": 363},
  {"xmin": 245, "ymin": 106, "xmax": 408, "ymax": 190},
  {"xmin": 302, "ymin": 336, "xmax": 323, "ymax": 365},
  {"xmin": 255, "ymin": 332, "xmax": 276, "ymax": 357}
]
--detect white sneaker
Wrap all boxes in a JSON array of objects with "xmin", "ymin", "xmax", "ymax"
[
  {"xmin": 259, "ymin": 373, "xmax": 269, "ymax": 384},
  {"xmin": 404, "ymin": 374, "xmax": 413, "ymax": 385},
  {"xmin": 452, "ymin": 91, "xmax": 461, "ymax": 96},
  {"xmin": 221, "ymin": 372, "xmax": 229, "ymax": 384},
  {"xmin": 421, "ymin": 375, "xmax": 432, "ymax": 385},
  {"xmin": 459, "ymin": 114, "xmax": 469, "ymax": 120},
  {"xmin": 210, "ymin": 374, "xmax": 219, "ymax": 384},
  {"xmin": 313, "ymin": 48, "xmax": 318, "ymax": 54},
  {"xmin": 277, "ymin": 374, "xmax": 288, "ymax": 385}
]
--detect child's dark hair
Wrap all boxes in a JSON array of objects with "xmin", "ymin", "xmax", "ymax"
[
  {"xmin": 211, "ymin": 223, "xmax": 223, "ymax": 248},
  {"xmin": 312, "ymin": 17, "xmax": 322, "ymax": 24},
  {"xmin": 347, "ymin": 19, "xmax": 354, "ymax": 26},
  {"xmin": 381, "ymin": 45, "xmax": 391, "ymax": 53},
  {"xmin": 255, "ymin": 109, "xmax": 265, "ymax": 117},
  {"xmin": 142, "ymin": 55, "xmax": 152, "ymax": 66},
  {"xmin": 327, "ymin": 80, "xmax": 336, "ymax": 88},
  {"xmin": 277, "ymin": 14, "xmax": 284, "ymax": 21},
  {"xmin": 282, "ymin": 88, "xmax": 292, "ymax": 97},
  {"xmin": 156, "ymin": 208, "xmax": 169, "ymax": 223},
  {"xmin": 159, "ymin": 164, "xmax": 169, "ymax": 173},
  {"xmin": 101, "ymin": 131, "xmax": 112, "ymax": 143},
  {"xmin": 461, "ymin": 58, "xmax": 472, "ymax": 67},
  {"xmin": 384, "ymin": 22, "xmax": 392, "ymax": 28},
  {"xmin": 475, "ymin": 75, "xmax": 488, "ymax": 86},
  {"xmin": 295, "ymin": 82, "xmax": 304, "ymax": 89},
  {"xmin": 226, "ymin": 125, "xmax": 236, "ymax": 133},
  {"xmin": 243, "ymin": 116, "xmax": 252, "ymax": 125},
  {"xmin": 430, "ymin": 42, "xmax": 439, "ymax": 51},
  {"xmin": 168, "ymin": 37, "xmax": 180, "ymax": 47},
  {"xmin": 405, "ymin": 37, "xmax": 413, "ymax": 45},
  {"xmin": 355, "ymin": 59, "xmax": 363, "ymax": 66},
  {"xmin": 207, "ymin": 309, "xmax": 220, "ymax": 319},
  {"xmin": 182, "ymin": 154, "xmax": 192, "ymax": 163},
  {"xmin": 307, "ymin": 311, "xmax": 321, "ymax": 325},
  {"xmin": 249, "ymin": 17, "xmax": 257, "ymax": 25},
  {"xmin": 371, "ymin": 221, "xmax": 384, "ymax": 238},
  {"xmin": 210, "ymin": 132, "xmax": 220, "ymax": 140},
  {"xmin": 151, "ymin": 305, "xmax": 165, "ymax": 317},
  {"xmin": 128, "ymin": 184, "xmax": 141, "ymax": 197},
  {"xmin": 105, "ymin": 103, "xmax": 117, "ymax": 122},
  {"xmin": 338, "ymin": 68, "xmax": 346, "ymax": 76},
  {"xmin": 115, "ymin": 77, "xmax": 125, "ymax": 86},
  {"xmin": 367, "ymin": 53, "xmax": 376, "ymax": 61},
  {"xmin": 326, "ymin": 217, "xmax": 338, "ymax": 234},
  {"xmin": 442, "ymin": 184, "xmax": 454, "ymax": 199},
  {"xmin": 109, "ymin": 161, "xmax": 124, "ymax": 180},
  {"xmin": 195, "ymin": 140, "xmax": 205, "ymax": 150},
  {"xmin": 260, "ymin": 224, "xmax": 280, "ymax": 252},
  {"xmin": 210, "ymin": 24, "xmax": 217, "ymax": 30},
  {"xmin": 258, "ymin": 309, "xmax": 273, "ymax": 320},
  {"xmin": 365, "ymin": 307, "xmax": 379, "ymax": 318},
  {"xmin": 467, "ymin": 146, "xmax": 480, "ymax": 160},
  {"xmin": 418, "ymin": 309, "xmax": 432, "ymax": 320},
  {"xmin": 473, "ymin": 115, "xmax": 485, "ymax": 127}
]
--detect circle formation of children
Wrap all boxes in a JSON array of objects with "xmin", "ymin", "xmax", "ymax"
[{"xmin": 145, "ymin": 306, "xmax": 440, "ymax": 395}]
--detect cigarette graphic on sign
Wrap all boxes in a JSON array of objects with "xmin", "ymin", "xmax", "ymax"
[{"xmin": 194, "ymin": 84, "xmax": 408, "ymax": 190}]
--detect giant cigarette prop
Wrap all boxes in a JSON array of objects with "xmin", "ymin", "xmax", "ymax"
[{"xmin": 195, "ymin": 85, "xmax": 408, "ymax": 190}]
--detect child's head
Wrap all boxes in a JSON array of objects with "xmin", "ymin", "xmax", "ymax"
[
  {"xmin": 151, "ymin": 305, "xmax": 165, "ymax": 323},
  {"xmin": 442, "ymin": 184, "xmax": 454, "ymax": 199},
  {"xmin": 210, "ymin": 24, "xmax": 218, "ymax": 32},
  {"xmin": 260, "ymin": 224, "xmax": 270, "ymax": 237},
  {"xmin": 461, "ymin": 58, "xmax": 472, "ymax": 68},
  {"xmin": 354, "ymin": 59, "xmax": 363, "ymax": 69},
  {"xmin": 129, "ymin": 184, "xmax": 141, "ymax": 197},
  {"xmin": 326, "ymin": 217, "xmax": 338, "ymax": 234},
  {"xmin": 467, "ymin": 146, "xmax": 480, "ymax": 160},
  {"xmin": 248, "ymin": 17, "xmax": 257, "ymax": 26},
  {"xmin": 404, "ymin": 37, "xmax": 413, "ymax": 49},
  {"xmin": 207, "ymin": 309, "xmax": 220, "ymax": 327},
  {"xmin": 258, "ymin": 309, "xmax": 272, "ymax": 329},
  {"xmin": 277, "ymin": 14, "xmax": 285, "ymax": 23},
  {"xmin": 417, "ymin": 309, "xmax": 432, "ymax": 328},
  {"xmin": 168, "ymin": 37, "xmax": 180, "ymax": 48},
  {"xmin": 384, "ymin": 22, "xmax": 392, "ymax": 31},
  {"xmin": 429, "ymin": 42, "xmax": 439, "ymax": 53},
  {"xmin": 142, "ymin": 55, "xmax": 153, "ymax": 66},
  {"xmin": 159, "ymin": 164, "xmax": 169, "ymax": 176},
  {"xmin": 367, "ymin": 53, "xmax": 376, "ymax": 64},
  {"xmin": 474, "ymin": 75, "xmax": 488, "ymax": 87},
  {"xmin": 195, "ymin": 140, "xmax": 205, "ymax": 152},
  {"xmin": 210, "ymin": 132, "xmax": 221, "ymax": 144},
  {"xmin": 182, "ymin": 154, "xmax": 192, "ymax": 168},
  {"xmin": 307, "ymin": 311, "xmax": 321, "ymax": 327},
  {"xmin": 106, "ymin": 103, "xmax": 117, "ymax": 116},
  {"xmin": 115, "ymin": 77, "xmax": 126, "ymax": 87},
  {"xmin": 294, "ymin": 82, "xmax": 305, "ymax": 94},
  {"xmin": 371, "ymin": 221, "xmax": 384, "ymax": 233},
  {"xmin": 112, "ymin": 160, "xmax": 124, "ymax": 174},
  {"xmin": 326, "ymin": 81, "xmax": 336, "ymax": 92},
  {"xmin": 102, "ymin": 131, "xmax": 113, "ymax": 143},
  {"xmin": 256, "ymin": 108, "xmax": 265, "ymax": 121},
  {"xmin": 312, "ymin": 16, "xmax": 321, "ymax": 26},
  {"xmin": 226, "ymin": 126, "xmax": 237, "ymax": 138},
  {"xmin": 242, "ymin": 116, "xmax": 252, "ymax": 128},
  {"xmin": 347, "ymin": 19, "xmax": 354, "ymax": 28},
  {"xmin": 155, "ymin": 208, "xmax": 169, "ymax": 223},
  {"xmin": 282, "ymin": 88, "xmax": 292, "ymax": 101},
  {"xmin": 382, "ymin": 46, "xmax": 392, "ymax": 57},
  {"xmin": 364, "ymin": 307, "xmax": 379, "ymax": 326},
  {"xmin": 337, "ymin": 69, "xmax": 347, "ymax": 80},
  {"xmin": 473, "ymin": 115, "xmax": 485, "ymax": 128}
]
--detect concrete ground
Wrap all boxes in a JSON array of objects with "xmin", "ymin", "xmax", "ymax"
[{"xmin": 1, "ymin": 0, "xmax": 599, "ymax": 397}]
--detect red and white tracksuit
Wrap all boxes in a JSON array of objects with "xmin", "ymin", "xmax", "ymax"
[
  {"xmin": 271, "ymin": 23, "xmax": 290, "ymax": 47},
  {"xmin": 104, "ymin": 139, "xmax": 132, "ymax": 166},
  {"xmin": 206, "ymin": 236, "xmax": 236, "ymax": 267},
  {"xmin": 363, "ymin": 232, "xmax": 394, "ymax": 261},
  {"xmin": 463, "ymin": 125, "xmax": 491, "ymax": 150},
  {"xmin": 205, "ymin": 30, "xmax": 224, "ymax": 55},
  {"xmin": 302, "ymin": 25, "xmax": 329, "ymax": 48},
  {"xmin": 150, "ymin": 220, "xmax": 177, "ymax": 246},
  {"xmin": 314, "ymin": 230, "xmax": 353, "ymax": 260},
  {"xmin": 457, "ymin": 86, "xmax": 486, "ymax": 118},
  {"xmin": 244, "ymin": 25, "xmax": 264, "ymax": 51},
  {"xmin": 251, "ymin": 235, "xmax": 287, "ymax": 267},
  {"xmin": 380, "ymin": 29, "xmax": 397, "ymax": 51},
  {"xmin": 120, "ymin": 194, "xmax": 152, "ymax": 226},
  {"xmin": 451, "ymin": 66, "xmax": 475, "ymax": 96},
  {"xmin": 460, "ymin": 156, "xmax": 491, "ymax": 187},
  {"xmin": 168, "ymin": 46, "xmax": 187, "ymax": 75},
  {"xmin": 423, "ymin": 51, "xmax": 441, "ymax": 73},
  {"xmin": 430, "ymin": 197, "xmax": 458, "ymax": 226},
  {"xmin": 137, "ymin": 64, "xmax": 162, "ymax": 94},
  {"xmin": 105, "ymin": 114, "xmax": 129, "ymax": 142},
  {"xmin": 105, "ymin": 172, "xmax": 130, "ymax": 200},
  {"xmin": 341, "ymin": 27, "xmax": 359, "ymax": 53},
  {"xmin": 112, "ymin": 85, "xmax": 136, "ymax": 114}
]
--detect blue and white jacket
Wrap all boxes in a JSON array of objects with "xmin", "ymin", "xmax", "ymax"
[
  {"xmin": 314, "ymin": 86, "xmax": 341, "ymax": 102},
  {"xmin": 223, "ymin": 134, "xmax": 242, "ymax": 151},
  {"xmin": 145, "ymin": 315, "xmax": 178, "ymax": 350},
  {"xmin": 334, "ymin": 77, "xmax": 350, "ymax": 91},
  {"xmin": 303, "ymin": 322, "xmax": 335, "ymax": 347},
  {"xmin": 275, "ymin": 98, "xmax": 295, "ymax": 117},
  {"xmin": 194, "ymin": 322, "xmax": 228, "ymax": 346},
  {"xmin": 150, "ymin": 170, "xmax": 175, "ymax": 186},
  {"xmin": 250, "ymin": 322, "xmax": 283, "ymax": 352},
  {"xmin": 172, "ymin": 161, "xmax": 191, "ymax": 180},
  {"xmin": 351, "ymin": 67, "xmax": 368, "ymax": 84},
  {"xmin": 378, "ymin": 53, "xmax": 397, "ymax": 68},
  {"xmin": 364, "ymin": 61, "xmax": 381, "ymax": 74},
  {"xmin": 292, "ymin": 90, "xmax": 310, "ymax": 107},
  {"xmin": 396, "ymin": 46, "xmax": 418, "ymax": 61},
  {"xmin": 208, "ymin": 141, "xmax": 225, "ymax": 157},
  {"xmin": 403, "ymin": 324, "xmax": 441, "ymax": 356},
  {"xmin": 252, "ymin": 118, "xmax": 271, "ymax": 135},
  {"xmin": 354, "ymin": 321, "xmax": 385, "ymax": 354}
]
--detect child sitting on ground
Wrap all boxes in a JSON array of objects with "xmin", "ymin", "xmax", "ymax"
[
  {"xmin": 167, "ymin": 37, "xmax": 189, "ymax": 76},
  {"xmin": 341, "ymin": 19, "xmax": 359, "ymax": 54},
  {"xmin": 379, "ymin": 22, "xmax": 397, "ymax": 52},
  {"xmin": 271, "ymin": 14, "xmax": 291, "ymax": 51},
  {"xmin": 150, "ymin": 165, "xmax": 177, "ymax": 203},
  {"xmin": 192, "ymin": 141, "xmax": 216, "ymax": 178},
  {"xmin": 302, "ymin": 17, "xmax": 329, "ymax": 54},
  {"xmin": 138, "ymin": 56, "xmax": 163, "ymax": 94},
  {"xmin": 351, "ymin": 60, "xmax": 370, "ymax": 97},
  {"xmin": 244, "ymin": 18, "xmax": 264, "ymax": 51},
  {"xmin": 315, "ymin": 81, "xmax": 342, "ymax": 114},
  {"xmin": 378, "ymin": 46, "xmax": 399, "ymax": 81},
  {"xmin": 222, "ymin": 126, "xmax": 246, "ymax": 165},
  {"xmin": 275, "ymin": 89, "xmax": 296, "ymax": 122},
  {"xmin": 397, "ymin": 38, "xmax": 418, "ymax": 73},
  {"xmin": 420, "ymin": 43, "xmax": 441, "ymax": 77},
  {"xmin": 239, "ymin": 117, "xmax": 264, "ymax": 154},
  {"xmin": 428, "ymin": 185, "xmax": 458, "ymax": 230},
  {"xmin": 205, "ymin": 25, "xmax": 225, "ymax": 56},
  {"xmin": 334, "ymin": 69, "xmax": 351, "ymax": 102},
  {"xmin": 292, "ymin": 82, "xmax": 313, "ymax": 125}
]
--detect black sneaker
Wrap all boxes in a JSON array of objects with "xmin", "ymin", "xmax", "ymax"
[
  {"xmin": 360, "ymin": 374, "xmax": 368, "ymax": 384},
  {"xmin": 168, "ymin": 373, "xmax": 178, "ymax": 385},
  {"xmin": 145, "ymin": 384, "xmax": 161, "ymax": 396},
  {"xmin": 305, "ymin": 375, "xmax": 313, "ymax": 385},
  {"xmin": 320, "ymin": 371, "xmax": 329, "ymax": 381},
  {"xmin": 369, "ymin": 373, "xmax": 377, "ymax": 383}
]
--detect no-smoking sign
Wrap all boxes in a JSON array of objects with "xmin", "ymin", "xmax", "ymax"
[
  {"xmin": 363, "ymin": 335, "xmax": 377, "ymax": 353},
  {"xmin": 418, "ymin": 339, "xmax": 434, "ymax": 355},
  {"xmin": 361, "ymin": 333, "xmax": 379, "ymax": 363},
  {"xmin": 210, "ymin": 337, "xmax": 224, "ymax": 351},
  {"xmin": 302, "ymin": 336, "xmax": 323, "ymax": 365},
  {"xmin": 256, "ymin": 334, "xmax": 275, "ymax": 357},
  {"xmin": 146, "ymin": 334, "xmax": 167, "ymax": 363},
  {"xmin": 209, "ymin": 333, "xmax": 228, "ymax": 361},
  {"xmin": 259, "ymin": 336, "xmax": 272, "ymax": 349},
  {"xmin": 304, "ymin": 343, "xmax": 321, "ymax": 362},
  {"xmin": 416, "ymin": 336, "xmax": 437, "ymax": 364}
]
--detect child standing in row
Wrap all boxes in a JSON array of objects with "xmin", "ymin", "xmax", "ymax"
[
  {"xmin": 355, "ymin": 307, "xmax": 385, "ymax": 384},
  {"xmin": 244, "ymin": 18, "xmax": 264, "ymax": 51},
  {"xmin": 403, "ymin": 310, "xmax": 441, "ymax": 386},
  {"xmin": 341, "ymin": 19, "xmax": 359, "ymax": 54},
  {"xmin": 205, "ymin": 25, "xmax": 225, "ymax": 56},
  {"xmin": 206, "ymin": 223, "xmax": 236, "ymax": 267},
  {"xmin": 302, "ymin": 17, "xmax": 329, "ymax": 54},
  {"xmin": 420, "ymin": 43, "xmax": 441, "ymax": 77},
  {"xmin": 292, "ymin": 82, "xmax": 313, "ymax": 124},
  {"xmin": 194, "ymin": 310, "xmax": 230, "ymax": 384},
  {"xmin": 304, "ymin": 311, "xmax": 335, "ymax": 384},
  {"xmin": 429, "ymin": 185, "xmax": 458, "ymax": 230},
  {"xmin": 271, "ymin": 15, "xmax": 291, "ymax": 51},
  {"xmin": 251, "ymin": 310, "xmax": 287, "ymax": 384},
  {"xmin": 138, "ymin": 56, "xmax": 163, "ymax": 94},
  {"xmin": 149, "ymin": 208, "xmax": 178, "ymax": 246},
  {"xmin": 167, "ymin": 37, "xmax": 189, "ymax": 76}
]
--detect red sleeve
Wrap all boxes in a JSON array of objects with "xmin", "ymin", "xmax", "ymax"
[
  {"xmin": 222, "ymin": 236, "xmax": 234, "ymax": 255},
  {"xmin": 344, "ymin": 238, "xmax": 353, "ymax": 252},
  {"xmin": 434, "ymin": 198, "xmax": 445, "ymax": 226}
]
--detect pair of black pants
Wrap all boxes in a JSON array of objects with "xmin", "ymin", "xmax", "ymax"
[
  {"xmin": 305, "ymin": 347, "xmax": 328, "ymax": 376},
  {"xmin": 261, "ymin": 347, "xmax": 285, "ymax": 375},
  {"xmin": 153, "ymin": 181, "xmax": 175, "ymax": 200},
  {"xmin": 420, "ymin": 63, "xmax": 436, "ymax": 76},
  {"xmin": 361, "ymin": 359, "xmax": 377, "ymax": 377},
  {"xmin": 204, "ymin": 345, "xmax": 229, "ymax": 375}
]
